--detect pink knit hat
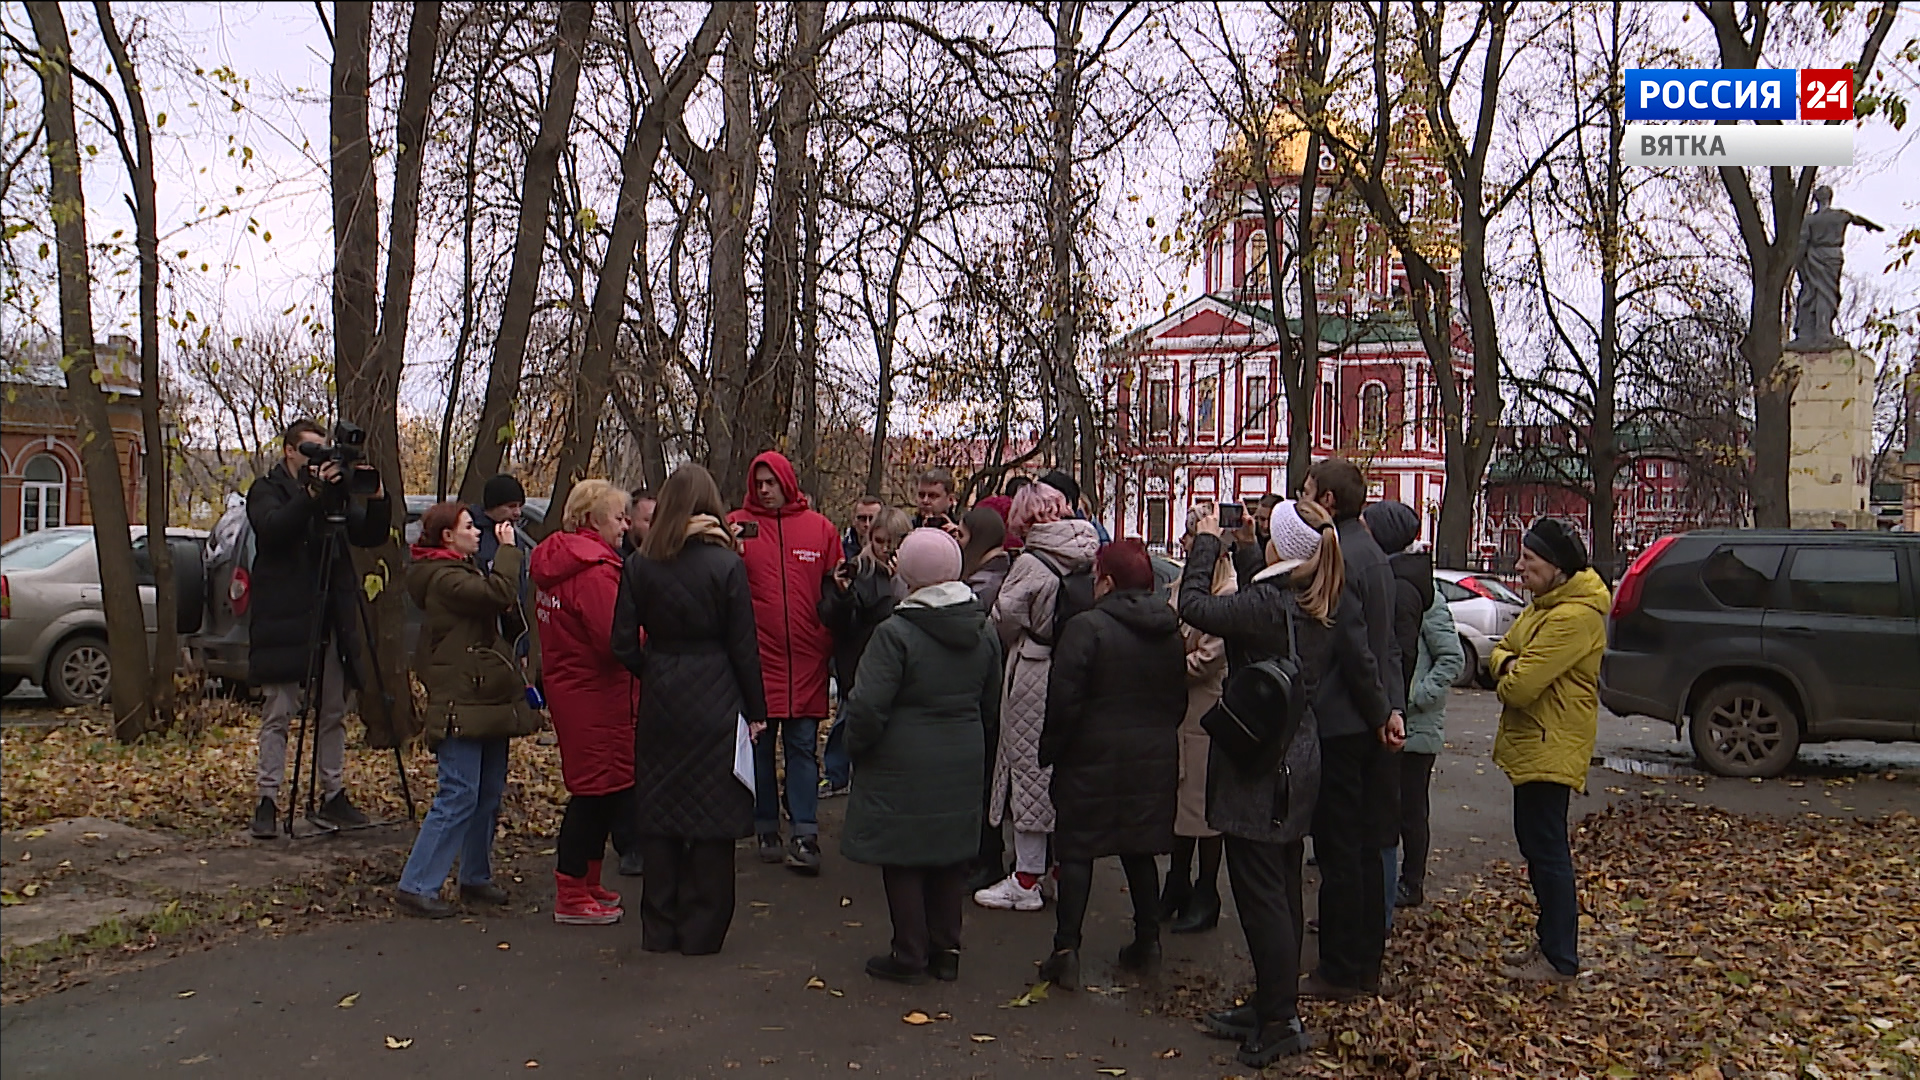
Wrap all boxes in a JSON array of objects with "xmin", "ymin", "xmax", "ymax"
[{"xmin": 895, "ymin": 528, "xmax": 963, "ymax": 591}]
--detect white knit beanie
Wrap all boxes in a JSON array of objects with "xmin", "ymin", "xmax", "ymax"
[{"xmin": 1268, "ymin": 500, "xmax": 1325, "ymax": 565}]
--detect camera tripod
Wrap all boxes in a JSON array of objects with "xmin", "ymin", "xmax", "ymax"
[{"xmin": 282, "ymin": 514, "xmax": 416, "ymax": 839}]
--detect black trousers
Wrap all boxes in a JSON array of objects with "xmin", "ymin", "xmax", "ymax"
[
  {"xmin": 1397, "ymin": 752, "xmax": 1436, "ymax": 892},
  {"xmin": 556, "ymin": 788, "xmax": 633, "ymax": 878},
  {"xmin": 1312, "ymin": 732, "xmax": 1389, "ymax": 989},
  {"xmin": 1053, "ymin": 855, "xmax": 1159, "ymax": 952},
  {"xmin": 637, "ymin": 835, "xmax": 735, "ymax": 956},
  {"xmin": 1513, "ymin": 781, "xmax": 1579, "ymax": 975},
  {"xmin": 880, "ymin": 863, "xmax": 967, "ymax": 969},
  {"xmin": 1225, "ymin": 835, "xmax": 1305, "ymax": 1024},
  {"xmin": 976, "ymin": 727, "xmax": 1004, "ymax": 873}
]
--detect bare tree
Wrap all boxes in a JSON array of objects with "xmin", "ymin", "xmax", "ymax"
[
  {"xmin": 1697, "ymin": 0, "xmax": 1902, "ymax": 528},
  {"xmin": 25, "ymin": 0, "xmax": 150, "ymax": 740}
]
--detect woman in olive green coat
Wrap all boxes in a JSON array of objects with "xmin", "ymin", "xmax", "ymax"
[
  {"xmin": 396, "ymin": 502, "xmax": 542, "ymax": 919},
  {"xmin": 840, "ymin": 529, "xmax": 1003, "ymax": 986}
]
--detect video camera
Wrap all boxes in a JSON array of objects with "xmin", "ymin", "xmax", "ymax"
[{"xmin": 300, "ymin": 421, "xmax": 382, "ymax": 498}]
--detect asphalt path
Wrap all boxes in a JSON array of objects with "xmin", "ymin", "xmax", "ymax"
[{"xmin": 2, "ymin": 690, "xmax": 1915, "ymax": 1078}]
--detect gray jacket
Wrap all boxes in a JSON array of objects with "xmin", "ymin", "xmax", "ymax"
[{"xmin": 1405, "ymin": 590, "xmax": 1464, "ymax": 755}]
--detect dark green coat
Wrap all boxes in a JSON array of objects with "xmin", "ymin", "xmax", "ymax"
[
  {"xmin": 407, "ymin": 547, "xmax": 541, "ymax": 744},
  {"xmin": 839, "ymin": 585, "xmax": 1002, "ymax": 868}
]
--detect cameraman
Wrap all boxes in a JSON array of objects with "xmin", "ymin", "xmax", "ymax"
[{"xmin": 246, "ymin": 420, "xmax": 393, "ymax": 839}]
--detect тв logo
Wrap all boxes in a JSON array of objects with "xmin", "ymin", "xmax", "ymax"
[{"xmin": 1625, "ymin": 70, "xmax": 1799, "ymax": 122}]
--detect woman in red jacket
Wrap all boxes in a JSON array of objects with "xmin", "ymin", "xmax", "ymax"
[{"xmin": 530, "ymin": 479, "xmax": 638, "ymax": 925}]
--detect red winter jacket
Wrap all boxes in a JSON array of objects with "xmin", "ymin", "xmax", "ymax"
[
  {"xmin": 729, "ymin": 451, "xmax": 841, "ymax": 719},
  {"xmin": 530, "ymin": 528, "xmax": 637, "ymax": 796}
]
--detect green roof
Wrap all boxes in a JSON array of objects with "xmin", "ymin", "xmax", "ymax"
[{"xmin": 1211, "ymin": 297, "xmax": 1426, "ymax": 344}]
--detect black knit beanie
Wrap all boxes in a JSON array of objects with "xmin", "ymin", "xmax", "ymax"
[
  {"xmin": 483, "ymin": 474, "xmax": 527, "ymax": 510},
  {"xmin": 1522, "ymin": 517, "xmax": 1588, "ymax": 575},
  {"xmin": 1038, "ymin": 469, "xmax": 1081, "ymax": 507}
]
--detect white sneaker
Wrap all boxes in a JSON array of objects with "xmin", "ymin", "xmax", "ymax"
[{"xmin": 973, "ymin": 873, "xmax": 1044, "ymax": 911}]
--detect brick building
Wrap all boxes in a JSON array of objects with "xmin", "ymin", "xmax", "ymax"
[{"xmin": 1, "ymin": 337, "xmax": 147, "ymax": 544}]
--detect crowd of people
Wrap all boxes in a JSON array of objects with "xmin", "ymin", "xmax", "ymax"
[{"xmin": 243, "ymin": 422, "xmax": 1611, "ymax": 1069}]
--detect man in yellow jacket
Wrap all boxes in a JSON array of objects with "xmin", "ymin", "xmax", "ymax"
[{"xmin": 1488, "ymin": 518, "xmax": 1610, "ymax": 984}]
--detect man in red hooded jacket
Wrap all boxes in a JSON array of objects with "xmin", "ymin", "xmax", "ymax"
[{"xmin": 729, "ymin": 450, "xmax": 842, "ymax": 875}]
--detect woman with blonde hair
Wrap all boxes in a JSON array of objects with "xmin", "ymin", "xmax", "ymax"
[
  {"xmin": 611, "ymin": 464, "xmax": 766, "ymax": 955},
  {"xmin": 1174, "ymin": 497, "xmax": 1392, "ymax": 1069},
  {"xmin": 530, "ymin": 479, "xmax": 636, "ymax": 925},
  {"xmin": 1160, "ymin": 510, "xmax": 1237, "ymax": 934},
  {"xmin": 975, "ymin": 480, "xmax": 1099, "ymax": 912}
]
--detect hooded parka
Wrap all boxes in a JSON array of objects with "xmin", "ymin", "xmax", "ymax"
[
  {"xmin": 728, "ymin": 451, "xmax": 842, "ymax": 719},
  {"xmin": 839, "ymin": 582, "xmax": 1002, "ymax": 867},
  {"xmin": 1489, "ymin": 568, "xmax": 1610, "ymax": 792},
  {"xmin": 407, "ymin": 546, "xmax": 541, "ymax": 744},
  {"xmin": 1040, "ymin": 589, "xmax": 1187, "ymax": 862},
  {"xmin": 529, "ymin": 528, "xmax": 638, "ymax": 796}
]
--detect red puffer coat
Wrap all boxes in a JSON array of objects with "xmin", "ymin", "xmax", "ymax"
[
  {"xmin": 728, "ymin": 450, "xmax": 842, "ymax": 719},
  {"xmin": 530, "ymin": 528, "xmax": 637, "ymax": 795}
]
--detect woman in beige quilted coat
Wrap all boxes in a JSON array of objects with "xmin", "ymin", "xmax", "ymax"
[
  {"xmin": 974, "ymin": 482, "xmax": 1100, "ymax": 912},
  {"xmin": 1160, "ymin": 519, "xmax": 1235, "ymax": 933}
]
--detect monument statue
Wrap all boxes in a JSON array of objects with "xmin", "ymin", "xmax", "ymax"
[{"xmin": 1787, "ymin": 185, "xmax": 1883, "ymax": 352}]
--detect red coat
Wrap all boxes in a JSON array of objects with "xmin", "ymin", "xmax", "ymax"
[
  {"xmin": 729, "ymin": 451, "xmax": 841, "ymax": 719},
  {"xmin": 530, "ymin": 529, "xmax": 637, "ymax": 795}
]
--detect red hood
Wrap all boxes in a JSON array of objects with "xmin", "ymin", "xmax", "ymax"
[
  {"xmin": 409, "ymin": 544, "xmax": 468, "ymax": 563},
  {"xmin": 530, "ymin": 528, "xmax": 622, "ymax": 589},
  {"xmin": 740, "ymin": 450, "xmax": 811, "ymax": 517}
]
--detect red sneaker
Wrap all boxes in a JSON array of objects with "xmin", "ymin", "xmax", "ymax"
[
  {"xmin": 553, "ymin": 871, "xmax": 620, "ymax": 926},
  {"xmin": 583, "ymin": 860, "xmax": 621, "ymax": 909}
]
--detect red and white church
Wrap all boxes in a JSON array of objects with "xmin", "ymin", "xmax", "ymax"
[{"xmin": 1099, "ymin": 140, "xmax": 1468, "ymax": 553}]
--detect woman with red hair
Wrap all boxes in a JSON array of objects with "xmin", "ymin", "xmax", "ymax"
[{"xmin": 1032, "ymin": 538, "xmax": 1187, "ymax": 988}]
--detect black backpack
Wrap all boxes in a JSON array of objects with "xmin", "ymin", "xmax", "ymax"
[
  {"xmin": 1027, "ymin": 551, "xmax": 1096, "ymax": 647},
  {"xmin": 1201, "ymin": 600, "xmax": 1305, "ymax": 778}
]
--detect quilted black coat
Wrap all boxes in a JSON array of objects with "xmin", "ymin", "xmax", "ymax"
[
  {"xmin": 611, "ymin": 535, "xmax": 767, "ymax": 841},
  {"xmin": 1040, "ymin": 589, "xmax": 1186, "ymax": 862},
  {"xmin": 245, "ymin": 463, "xmax": 391, "ymax": 687}
]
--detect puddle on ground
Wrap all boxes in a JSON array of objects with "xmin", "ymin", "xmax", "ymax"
[{"xmin": 1595, "ymin": 756, "xmax": 1705, "ymax": 778}]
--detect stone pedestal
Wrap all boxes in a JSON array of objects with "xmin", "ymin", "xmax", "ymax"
[{"xmin": 1785, "ymin": 348, "xmax": 1875, "ymax": 530}]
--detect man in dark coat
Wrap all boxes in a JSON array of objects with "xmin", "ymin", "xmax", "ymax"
[
  {"xmin": 1362, "ymin": 498, "xmax": 1437, "ymax": 916},
  {"xmin": 1299, "ymin": 457, "xmax": 1406, "ymax": 998},
  {"xmin": 245, "ymin": 420, "xmax": 392, "ymax": 839},
  {"xmin": 1035, "ymin": 539, "xmax": 1186, "ymax": 990},
  {"xmin": 470, "ymin": 474, "xmax": 537, "ymax": 674}
]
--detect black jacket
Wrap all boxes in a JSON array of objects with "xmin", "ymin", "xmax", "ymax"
[
  {"xmin": 1040, "ymin": 589, "xmax": 1187, "ymax": 861},
  {"xmin": 612, "ymin": 537, "xmax": 766, "ymax": 840},
  {"xmin": 1233, "ymin": 538, "xmax": 1268, "ymax": 592},
  {"xmin": 817, "ymin": 561, "xmax": 899, "ymax": 697},
  {"xmin": 1383, "ymin": 550, "xmax": 1435, "ymax": 695},
  {"xmin": 1314, "ymin": 516, "xmax": 1403, "ymax": 736},
  {"xmin": 245, "ymin": 463, "xmax": 391, "ymax": 686},
  {"xmin": 1178, "ymin": 533, "xmax": 1392, "ymax": 844}
]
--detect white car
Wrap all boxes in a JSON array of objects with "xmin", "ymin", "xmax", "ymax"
[{"xmin": 1433, "ymin": 569, "xmax": 1525, "ymax": 688}]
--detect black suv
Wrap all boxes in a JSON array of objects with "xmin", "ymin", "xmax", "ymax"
[{"xmin": 1601, "ymin": 530, "xmax": 1920, "ymax": 778}]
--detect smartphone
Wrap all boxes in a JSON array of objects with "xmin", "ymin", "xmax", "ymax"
[
  {"xmin": 1219, "ymin": 503, "xmax": 1245, "ymax": 530},
  {"xmin": 925, "ymin": 514, "xmax": 950, "ymax": 530},
  {"xmin": 735, "ymin": 521, "xmax": 760, "ymax": 539}
]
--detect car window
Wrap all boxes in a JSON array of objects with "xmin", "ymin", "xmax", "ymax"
[
  {"xmin": 1435, "ymin": 579, "xmax": 1475, "ymax": 603},
  {"xmin": 1478, "ymin": 579, "xmax": 1526, "ymax": 605},
  {"xmin": 1701, "ymin": 544, "xmax": 1783, "ymax": 609},
  {"xmin": 0, "ymin": 530, "xmax": 91, "ymax": 570},
  {"xmin": 1783, "ymin": 546, "xmax": 1906, "ymax": 619}
]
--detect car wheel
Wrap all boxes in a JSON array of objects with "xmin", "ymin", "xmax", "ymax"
[
  {"xmin": 1689, "ymin": 681, "xmax": 1801, "ymax": 778},
  {"xmin": 1454, "ymin": 637, "xmax": 1479, "ymax": 689},
  {"xmin": 46, "ymin": 635, "xmax": 112, "ymax": 708}
]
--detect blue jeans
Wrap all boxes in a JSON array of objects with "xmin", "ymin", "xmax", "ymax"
[
  {"xmin": 1513, "ymin": 781, "xmax": 1578, "ymax": 975},
  {"xmin": 822, "ymin": 708, "xmax": 851, "ymax": 790},
  {"xmin": 753, "ymin": 718, "xmax": 820, "ymax": 838},
  {"xmin": 400, "ymin": 737, "xmax": 508, "ymax": 896}
]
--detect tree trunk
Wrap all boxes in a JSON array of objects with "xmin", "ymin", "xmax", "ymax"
[
  {"xmin": 94, "ymin": 1, "xmax": 174, "ymax": 730},
  {"xmin": 459, "ymin": 1, "xmax": 594, "ymax": 500},
  {"xmin": 796, "ymin": 154, "xmax": 823, "ymax": 499},
  {"xmin": 28, "ymin": 1, "xmax": 152, "ymax": 740},
  {"xmin": 550, "ymin": 4, "xmax": 728, "ymax": 519},
  {"xmin": 438, "ymin": 13, "xmax": 505, "ymax": 501},
  {"xmin": 330, "ymin": 1, "xmax": 380, "ymax": 444},
  {"xmin": 700, "ymin": 1, "xmax": 760, "ymax": 500},
  {"xmin": 1047, "ymin": 1, "xmax": 1095, "ymax": 504}
]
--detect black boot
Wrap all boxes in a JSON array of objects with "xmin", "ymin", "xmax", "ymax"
[
  {"xmin": 1204, "ymin": 1003, "xmax": 1258, "ymax": 1042},
  {"xmin": 1116, "ymin": 934, "xmax": 1161, "ymax": 974},
  {"xmin": 1037, "ymin": 948, "xmax": 1080, "ymax": 990},
  {"xmin": 1238, "ymin": 1017, "xmax": 1318, "ymax": 1068},
  {"xmin": 928, "ymin": 949, "xmax": 960, "ymax": 982},
  {"xmin": 1170, "ymin": 883, "xmax": 1220, "ymax": 934},
  {"xmin": 1395, "ymin": 879, "xmax": 1424, "ymax": 908},
  {"xmin": 1157, "ymin": 874, "xmax": 1193, "ymax": 922},
  {"xmin": 864, "ymin": 954, "xmax": 930, "ymax": 985},
  {"xmin": 249, "ymin": 797, "xmax": 278, "ymax": 840}
]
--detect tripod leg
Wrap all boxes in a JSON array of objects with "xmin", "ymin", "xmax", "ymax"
[{"xmin": 395, "ymin": 745, "xmax": 417, "ymax": 820}]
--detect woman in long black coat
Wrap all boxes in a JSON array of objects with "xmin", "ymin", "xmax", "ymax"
[
  {"xmin": 611, "ymin": 464, "xmax": 766, "ymax": 956},
  {"xmin": 1036, "ymin": 539, "xmax": 1187, "ymax": 990}
]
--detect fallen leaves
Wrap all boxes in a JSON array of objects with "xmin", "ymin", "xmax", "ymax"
[
  {"xmin": 176, "ymin": 990, "xmax": 195, "ymax": 998},
  {"xmin": 1188, "ymin": 803, "xmax": 1920, "ymax": 1078},
  {"xmin": 805, "ymin": 976, "xmax": 827, "ymax": 990},
  {"xmin": 1001, "ymin": 982, "xmax": 1050, "ymax": 1008},
  {"xmin": 902, "ymin": 1011, "xmax": 933, "ymax": 1025},
  {"xmin": 384, "ymin": 1036, "xmax": 412, "ymax": 1050},
  {"xmin": 336, "ymin": 992, "xmax": 359, "ymax": 1008},
  {"xmin": 969, "ymin": 1034, "xmax": 995, "ymax": 1043}
]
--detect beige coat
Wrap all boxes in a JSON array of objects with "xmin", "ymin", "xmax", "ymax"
[
  {"xmin": 1172, "ymin": 556, "xmax": 1234, "ymax": 837},
  {"xmin": 988, "ymin": 518, "xmax": 1101, "ymax": 832}
]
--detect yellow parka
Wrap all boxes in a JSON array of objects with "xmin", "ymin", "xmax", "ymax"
[{"xmin": 1489, "ymin": 568, "xmax": 1611, "ymax": 793}]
